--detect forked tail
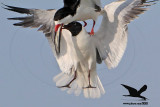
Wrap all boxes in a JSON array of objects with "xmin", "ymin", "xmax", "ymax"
[{"xmin": 53, "ymin": 69, "xmax": 105, "ymax": 98}]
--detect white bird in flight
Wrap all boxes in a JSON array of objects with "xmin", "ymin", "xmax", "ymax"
[
  {"xmin": 54, "ymin": 0, "xmax": 102, "ymax": 36},
  {"xmin": 3, "ymin": 0, "xmax": 158, "ymax": 98}
]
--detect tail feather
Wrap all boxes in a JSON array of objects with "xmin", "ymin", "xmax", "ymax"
[
  {"xmin": 53, "ymin": 69, "xmax": 105, "ymax": 98},
  {"xmin": 53, "ymin": 72, "xmax": 74, "ymax": 87},
  {"xmin": 67, "ymin": 82, "xmax": 82, "ymax": 96},
  {"xmin": 97, "ymin": 76, "xmax": 105, "ymax": 94},
  {"xmin": 53, "ymin": 72, "xmax": 64, "ymax": 82},
  {"xmin": 84, "ymin": 88, "xmax": 101, "ymax": 99},
  {"xmin": 83, "ymin": 71, "xmax": 105, "ymax": 98}
]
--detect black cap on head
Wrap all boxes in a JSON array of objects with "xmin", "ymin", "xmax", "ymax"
[
  {"xmin": 63, "ymin": 0, "xmax": 77, "ymax": 7},
  {"xmin": 54, "ymin": 0, "xmax": 80, "ymax": 21},
  {"xmin": 63, "ymin": 22, "xmax": 82, "ymax": 36}
]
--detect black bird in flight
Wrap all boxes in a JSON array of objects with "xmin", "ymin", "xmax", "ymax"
[{"xmin": 121, "ymin": 84, "xmax": 148, "ymax": 100}]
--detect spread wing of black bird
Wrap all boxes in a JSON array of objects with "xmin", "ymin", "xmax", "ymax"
[
  {"xmin": 138, "ymin": 85, "xmax": 147, "ymax": 94},
  {"xmin": 121, "ymin": 84, "xmax": 138, "ymax": 95}
]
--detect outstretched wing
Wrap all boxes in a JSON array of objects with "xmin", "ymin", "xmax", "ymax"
[
  {"xmin": 3, "ymin": 4, "xmax": 56, "ymax": 34},
  {"xmin": 94, "ymin": 0, "xmax": 158, "ymax": 69},
  {"xmin": 46, "ymin": 30, "xmax": 75, "ymax": 74},
  {"xmin": 121, "ymin": 84, "xmax": 138, "ymax": 95},
  {"xmin": 4, "ymin": 4, "xmax": 74, "ymax": 74},
  {"xmin": 138, "ymin": 85, "xmax": 147, "ymax": 94}
]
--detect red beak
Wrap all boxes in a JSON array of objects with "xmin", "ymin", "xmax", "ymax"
[{"xmin": 55, "ymin": 24, "xmax": 61, "ymax": 32}]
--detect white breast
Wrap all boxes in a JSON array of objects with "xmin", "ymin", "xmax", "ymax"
[{"xmin": 74, "ymin": 28, "xmax": 96, "ymax": 60}]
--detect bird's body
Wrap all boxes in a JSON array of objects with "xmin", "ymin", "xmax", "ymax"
[
  {"xmin": 54, "ymin": 0, "xmax": 102, "ymax": 35},
  {"xmin": 55, "ymin": 0, "xmax": 101, "ymax": 22},
  {"xmin": 3, "ymin": 0, "xmax": 158, "ymax": 98},
  {"xmin": 121, "ymin": 84, "xmax": 148, "ymax": 100},
  {"xmin": 53, "ymin": 22, "xmax": 105, "ymax": 98}
]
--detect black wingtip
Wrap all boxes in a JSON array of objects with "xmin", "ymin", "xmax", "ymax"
[
  {"xmin": 7, "ymin": 18, "xmax": 16, "ymax": 20},
  {"xmin": 144, "ymin": 84, "xmax": 147, "ymax": 86},
  {"xmin": 1, "ymin": 2, "xmax": 6, "ymax": 6},
  {"xmin": 7, "ymin": 17, "xmax": 27, "ymax": 20},
  {"xmin": 143, "ymin": 85, "xmax": 147, "ymax": 89},
  {"xmin": 1, "ymin": 3, "xmax": 13, "ymax": 10},
  {"xmin": 121, "ymin": 84, "xmax": 125, "ymax": 86},
  {"xmin": 1, "ymin": 3, "xmax": 6, "ymax": 9},
  {"xmin": 2, "ymin": 3, "xmax": 30, "ymax": 14},
  {"xmin": 13, "ymin": 23, "xmax": 20, "ymax": 26},
  {"xmin": 121, "ymin": 84, "xmax": 128, "ymax": 88}
]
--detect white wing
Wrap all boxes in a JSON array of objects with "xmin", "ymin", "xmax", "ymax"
[
  {"xmin": 47, "ymin": 30, "xmax": 76, "ymax": 74},
  {"xmin": 4, "ymin": 4, "xmax": 56, "ymax": 34},
  {"xmin": 94, "ymin": 0, "xmax": 157, "ymax": 69},
  {"xmin": 4, "ymin": 4, "xmax": 74, "ymax": 74}
]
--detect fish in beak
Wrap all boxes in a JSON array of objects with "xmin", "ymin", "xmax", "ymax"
[{"xmin": 54, "ymin": 24, "xmax": 63, "ymax": 55}]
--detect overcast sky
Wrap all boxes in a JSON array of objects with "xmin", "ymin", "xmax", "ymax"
[{"xmin": 0, "ymin": 0, "xmax": 160, "ymax": 107}]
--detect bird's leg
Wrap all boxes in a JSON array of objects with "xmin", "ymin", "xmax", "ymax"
[
  {"xmin": 83, "ymin": 70, "xmax": 96, "ymax": 89},
  {"xmin": 89, "ymin": 20, "xmax": 95, "ymax": 36},
  {"xmin": 58, "ymin": 71, "xmax": 77, "ymax": 88},
  {"xmin": 83, "ymin": 21, "xmax": 87, "ymax": 27}
]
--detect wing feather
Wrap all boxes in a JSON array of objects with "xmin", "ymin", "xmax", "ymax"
[
  {"xmin": 121, "ymin": 84, "xmax": 138, "ymax": 95},
  {"xmin": 3, "ymin": 4, "xmax": 56, "ymax": 34},
  {"xmin": 4, "ymin": 4, "xmax": 74, "ymax": 74},
  {"xmin": 46, "ymin": 30, "xmax": 74, "ymax": 74},
  {"xmin": 138, "ymin": 85, "xmax": 147, "ymax": 94},
  {"xmin": 95, "ymin": 0, "xmax": 158, "ymax": 69}
]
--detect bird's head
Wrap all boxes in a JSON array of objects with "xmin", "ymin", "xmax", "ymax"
[
  {"xmin": 63, "ymin": 21, "xmax": 82, "ymax": 36},
  {"xmin": 54, "ymin": 22, "xmax": 83, "ymax": 54},
  {"xmin": 63, "ymin": 0, "xmax": 77, "ymax": 7},
  {"xmin": 54, "ymin": 7, "xmax": 72, "ymax": 36}
]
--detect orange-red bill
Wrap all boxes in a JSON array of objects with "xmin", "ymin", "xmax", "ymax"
[{"xmin": 55, "ymin": 24, "xmax": 61, "ymax": 32}]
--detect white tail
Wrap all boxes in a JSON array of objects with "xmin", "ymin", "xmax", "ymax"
[{"xmin": 53, "ymin": 69, "xmax": 105, "ymax": 98}]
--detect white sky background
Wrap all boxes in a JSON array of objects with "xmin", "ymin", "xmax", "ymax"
[{"xmin": 0, "ymin": 0, "xmax": 160, "ymax": 107}]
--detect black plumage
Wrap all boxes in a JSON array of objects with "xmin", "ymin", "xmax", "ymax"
[
  {"xmin": 121, "ymin": 84, "xmax": 148, "ymax": 100},
  {"xmin": 54, "ymin": 0, "xmax": 80, "ymax": 21},
  {"xmin": 63, "ymin": 21, "xmax": 82, "ymax": 36}
]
